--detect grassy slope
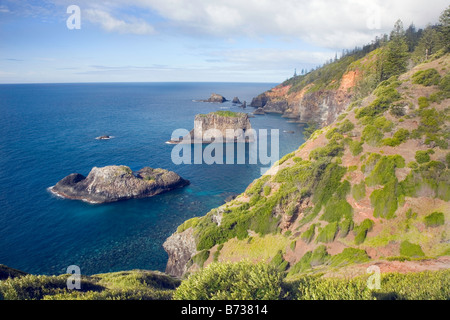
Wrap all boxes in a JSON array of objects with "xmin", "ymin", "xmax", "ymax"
[{"xmin": 181, "ymin": 54, "xmax": 450, "ymax": 280}]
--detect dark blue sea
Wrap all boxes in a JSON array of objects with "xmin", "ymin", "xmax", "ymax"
[{"xmin": 0, "ymin": 82, "xmax": 305, "ymax": 275}]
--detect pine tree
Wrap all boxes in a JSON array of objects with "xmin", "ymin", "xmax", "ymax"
[
  {"xmin": 412, "ymin": 26, "xmax": 440, "ymax": 63},
  {"xmin": 381, "ymin": 20, "xmax": 409, "ymax": 80},
  {"xmin": 439, "ymin": 5, "xmax": 450, "ymax": 52}
]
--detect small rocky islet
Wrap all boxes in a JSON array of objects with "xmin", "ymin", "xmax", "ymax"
[{"xmin": 50, "ymin": 165, "xmax": 189, "ymax": 204}]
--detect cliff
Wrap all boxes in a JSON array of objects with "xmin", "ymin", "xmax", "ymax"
[
  {"xmin": 50, "ymin": 165, "xmax": 189, "ymax": 204},
  {"xmin": 164, "ymin": 54, "xmax": 450, "ymax": 278},
  {"xmin": 249, "ymin": 52, "xmax": 377, "ymax": 127}
]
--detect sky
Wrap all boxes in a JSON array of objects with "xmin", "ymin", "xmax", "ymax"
[{"xmin": 0, "ymin": 0, "xmax": 448, "ymax": 83}]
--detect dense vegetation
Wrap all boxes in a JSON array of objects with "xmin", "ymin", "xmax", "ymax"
[
  {"xmin": 2, "ymin": 263, "xmax": 448, "ymax": 300},
  {"xmin": 0, "ymin": 270, "xmax": 180, "ymax": 300}
]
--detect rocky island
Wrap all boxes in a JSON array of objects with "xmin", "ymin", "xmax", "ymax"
[
  {"xmin": 50, "ymin": 165, "xmax": 189, "ymax": 204},
  {"xmin": 167, "ymin": 111, "xmax": 254, "ymax": 144},
  {"xmin": 200, "ymin": 93, "xmax": 227, "ymax": 103}
]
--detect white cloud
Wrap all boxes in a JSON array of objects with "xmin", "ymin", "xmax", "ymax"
[
  {"xmin": 0, "ymin": 5, "xmax": 10, "ymax": 13},
  {"xmin": 84, "ymin": 8, "xmax": 155, "ymax": 35},
  {"xmin": 122, "ymin": 0, "xmax": 448, "ymax": 48}
]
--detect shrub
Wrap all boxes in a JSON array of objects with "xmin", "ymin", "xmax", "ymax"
[
  {"xmin": 191, "ymin": 250, "xmax": 210, "ymax": 268},
  {"xmin": 0, "ymin": 271, "xmax": 178, "ymax": 300},
  {"xmin": 349, "ymin": 140, "xmax": 364, "ymax": 156},
  {"xmin": 374, "ymin": 116, "xmax": 394, "ymax": 132},
  {"xmin": 412, "ymin": 69, "xmax": 441, "ymax": 86},
  {"xmin": 328, "ymin": 248, "xmax": 370, "ymax": 267},
  {"xmin": 415, "ymin": 150, "xmax": 431, "ymax": 164},
  {"xmin": 339, "ymin": 218, "xmax": 354, "ymax": 238},
  {"xmin": 352, "ymin": 180, "xmax": 366, "ymax": 201},
  {"xmin": 289, "ymin": 270, "xmax": 450, "ymax": 300},
  {"xmin": 418, "ymin": 97, "xmax": 430, "ymax": 109},
  {"xmin": 390, "ymin": 104, "xmax": 406, "ymax": 117},
  {"xmin": 438, "ymin": 74, "xmax": 450, "ymax": 97},
  {"xmin": 354, "ymin": 219, "xmax": 374, "ymax": 245},
  {"xmin": 322, "ymin": 199, "xmax": 353, "ymax": 223},
  {"xmin": 316, "ymin": 222, "xmax": 339, "ymax": 243},
  {"xmin": 382, "ymin": 128, "xmax": 410, "ymax": 147},
  {"xmin": 339, "ymin": 119, "xmax": 355, "ymax": 133},
  {"xmin": 370, "ymin": 180, "xmax": 399, "ymax": 219},
  {"xmin": 271, "ymin": 250, "xmax": 289, "ymax": 271},
  {"xmin": 263, "ymin": 185, "xmax": 272, "ymax": 196},
  {"xmin": 301, "ymin": 224, "xmax": 316, "ymax": 244},
  {"xmin": 362, "ymin": 125, "xmax": 383, "ymax": 146},
  {"xmin": 400, "ymin": 241, "xmax": 425, "ymax": 257},
  {"xmin": 173, "ymin": 261, "xmax": 284, "ymax": 300},
  {"xmin": 424, "ymin": 212, "xmax": 445, "ymax": 227}
]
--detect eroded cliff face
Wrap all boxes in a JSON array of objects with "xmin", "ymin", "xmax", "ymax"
[
  {"xmin": 250, "ymin": 70, "xmax": 360, "ymax": 126},
  {"xmin": 163, "ymin": 228, "xmax": 197, "ymax": 277},
  {"xmin": 170, "ymin": 111, "xmax": 254, "ymax": 143}
]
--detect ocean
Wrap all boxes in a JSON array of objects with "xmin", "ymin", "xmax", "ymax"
[{"xmin": 0, "ymin": 82, "xmax": 305, "ymax": 275}]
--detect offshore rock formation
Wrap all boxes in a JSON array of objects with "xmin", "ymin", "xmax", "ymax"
[
  {"xmin": 201, "ymin": 93, "xmax": 227, "ymax": 103},
  {"xmin": 232, "ymin": 97, "xmax": 242, "ymax": 104},
  {"xmin": 168, "ymin": 111, "xmax": 254, "ymax": 144},
  {"xmin": 50, "ymin": 165, "xmax": 189, "ymax": 204}
]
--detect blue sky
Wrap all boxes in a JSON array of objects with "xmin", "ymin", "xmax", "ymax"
[{"xmin": 0, "ymin": 0, "xmax": 448, "ymax": 83}]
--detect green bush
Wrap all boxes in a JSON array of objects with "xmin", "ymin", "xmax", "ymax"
[
  {"xmin": 349, "ymin": 140, "xmax": 364, "ymax": 156},
  {"xmin": 0, "ymin": 271, "xmax": 179, "ymax": 300},
  {"xmin": 400, "ymin": 241, "xmax": 425, "ymax": 257},
  {"xmin": 173, "ymin": 261, "xmax": 284, "ymax": 300},
  {"xmin": 271, "ymin": 250, "xmax": 289, "ymax": 271},
  {"xmin": 424, "ymin": 212, "xmax": 445, "ymax": 227},
  {"xmin": 370, "ymin": 180, "xmax": 399, "ymax": 219},
  {"xmin": 328, "ymin": 248, "xmax": 370, "ymax": 267},
  {"xmin": 263, "ymin": 185, "xmax": 271, "ymax": 196},
  {"xmin": 412, "ymin": 69, "xmax": 441, "ymax": 86},
  {"xmin": 301, "ymin": 224, "xmax": 316, "ymax": 244},
  {"xmin": 415, "ymin": 150, "xmax": 431, "ymax": 164},
  {"xmin": 354, "ymin": 219, "xmax": 374, "ymax": 245},
  {"xmin": 191, "ymin": 250, "xmax": 210, "ymax": 268},
  {"xmin": 289, "ymin": 270, "xmax": 450, "ymax": 300},
  {"xmin": 418, "ymin": 96, "xmax": 430, "ymax": 109},
  {"xmin": 352, "ymin": 180, "xmax": 366, "ymax": 201},
  {"xmin": 341, "ymin": 219, "xmax": 355, "ymax": 240},
  {"xmin": 374, "ymin": 116, "xmax": 394, "ymax": 132},
  {"xmin": 382, "ymin": 128, "xmax": 410, "ymax": 147},
  {"xmin": 316, "ymin": 222, "xmax": 339, "ymax": 243},
  {"xmin": 362, "ymin": 125, "xmax": 384, "ymax": 146},
  {"xmin": 439, "ymin": 74, "xmax": 450, "ymax": 97}
]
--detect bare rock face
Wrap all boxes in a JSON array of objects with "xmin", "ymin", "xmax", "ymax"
[
  {"xmin": 169, "ymin": 111, "xmax": 254, "ymax": 144},
  {"xmin": 232, "ymin": 97, "xmax": 241, "ymax": 104},
  {"xmin": 253, "ymin": 107, "xmax": 265, "ymax": 115},
  {"xmin": 202, "ymin": 93, "xmax": 227, "ymax": 103},
  {"xmin": 50, "ymin": 165, "xmax": 189, "ymax": 204},
  {"xmin": 163, "ymin": 228, "xmax": 197, "ymax": 278}
]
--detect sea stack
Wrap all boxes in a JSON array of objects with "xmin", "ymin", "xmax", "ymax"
[
  {"xmin": 168, "ymin": 111, "xmax": 254, "ymax": 144},
  {"xmin": 50, "ymin": 165, "xmax": 189, "ymax": 204},
  {"xmin": 232, "ymin": 97, "xmax": 241, "ymax": 104},
  {"xmin": 201, "ymin": 93, "xmax": 227, "ymax": 103}
]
